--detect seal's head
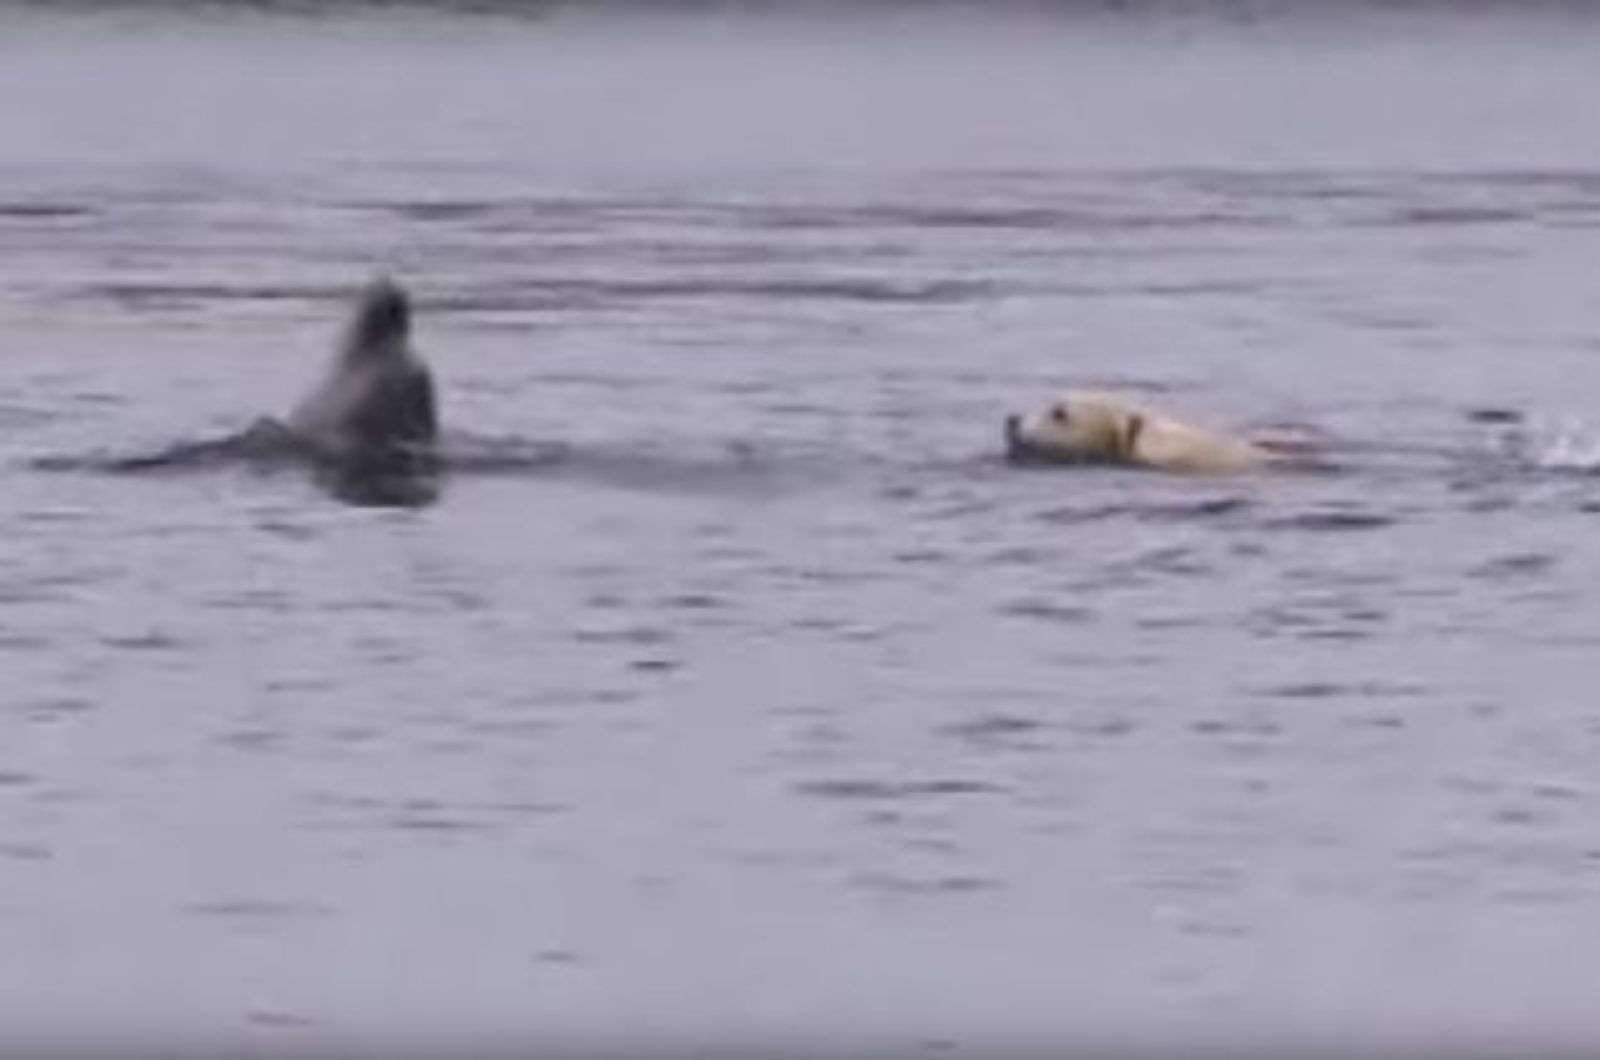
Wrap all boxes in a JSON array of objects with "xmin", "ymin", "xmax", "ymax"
[
  {"xmin": 1005, "ymin": 391, "xmax": 1144, "ymax": 466},
  {"xmin": 343, "ymin": 276, "xmax": 412, "ymax": 361}
]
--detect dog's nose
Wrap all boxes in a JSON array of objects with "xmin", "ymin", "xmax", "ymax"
[{"xmin": 1004, "ymin": 414, "xmax": 1022, "ymax": 440}]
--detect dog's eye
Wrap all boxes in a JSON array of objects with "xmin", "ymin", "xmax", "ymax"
[{"xmin": 1049, "ymin": 404, "xmax": 1069, "ymax": 424}]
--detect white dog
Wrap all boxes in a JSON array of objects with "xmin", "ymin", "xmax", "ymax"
[{"xmin": 1004, "ymin": 390, "xmax": 1291, "ymax": 474}]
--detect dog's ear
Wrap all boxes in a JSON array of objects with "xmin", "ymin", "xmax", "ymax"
[{"xmin": 1119, "ymin": 414, "xmax": 1145, "ymax": 459}]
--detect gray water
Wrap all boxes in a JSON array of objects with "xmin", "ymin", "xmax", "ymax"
[{"xmin": 5, "ymin": 3, "xmax": 1600, "ymax": 1055}]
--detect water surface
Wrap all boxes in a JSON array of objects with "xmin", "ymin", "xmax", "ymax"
[{"xmin": 3, "ymin": 4, "xmax": 1600, "ymax": 1055}]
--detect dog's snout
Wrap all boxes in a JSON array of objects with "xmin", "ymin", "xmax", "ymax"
[{"xmin": 1004, "ymin": 413, "xmax": 1022, "ymax": 438}]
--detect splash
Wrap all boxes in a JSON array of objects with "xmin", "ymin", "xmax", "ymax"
[{"xmin": 1483, "ymin": 413, "xmax": 1600, "ymax": 473}]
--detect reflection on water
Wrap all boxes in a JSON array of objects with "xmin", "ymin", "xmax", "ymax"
[{"xmin": 4, "ymin": 3, "xmax": 1600, "ymax": 1055}]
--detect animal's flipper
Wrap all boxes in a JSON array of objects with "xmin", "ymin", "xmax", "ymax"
[{"xmin": 99, "ymin": 418, "xmax": 313, "ymax": 472}]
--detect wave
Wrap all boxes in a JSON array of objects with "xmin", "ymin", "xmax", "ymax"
[
  {"xmin": 25, "ymin": 422, "xmax": 842, "ymax": 506},
  {"xmin": 1495, "ymin": 416, "xmax": 1600, "ymax": 474}
]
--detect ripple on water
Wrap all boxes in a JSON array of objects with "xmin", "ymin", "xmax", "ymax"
[
  {"xmin": 182, "ymin": 899, "xmax": 334, "ymax": 925},
  {"xmin": 386, "ymin": 806, "xmax": 502, "ymax": 836},
  {"xmin": 82, "ymin": 280, "xmax": 346, "ymax": 314},
  {"xmin": 1253, "ymin": 681, "xmax": 1427, "ymax": 702},
  {"xmin": 18, "ymin": 697, "xmax": 94, "ymax": 720},
  {"xmin": 569, "ymin": 624, "xmax": 673, "ymax": 647},
  {"xmin": 1467, "ymin": 552, "xmax": 1559, "ymax": 581},
  {"xmin": 1127, "ymin": 544, "xmax": 1214, "ymax": 578},
  {"xmin": 1035, "ymin": 495, "xmax": 1255, "ymax": 526},
  {"xmin": 440, "ymin": 274, "xmax": 996, "ymax": 310},
  {"xmin": 296, "ymin": 797, "xmax": 527, "ymax": 844},
  {"xmin": 1246, "ymin": 593, "xmax": 1390, "ymax": 641},
  {"xmin": 0, "ymin": 201, "xmax": 95, "ymax": 220},
  {"xmin": 1259, "ymin": 506, "xmax": 1399, "ymax": 532},
  {"xmin": 1189, "ymin": 712, "xmax": 1284, "ymax": 740},
  {"xmin": 794, "ymin": 778, "xmax": 1004, "ymax": 802},
  {"xmin": 996, "ymin": 598, "xmax": 1096, "ymax": 624},
  {"xmin": 657, "ymin": 592, "xmax": 726, "ymax": 611},
  {"xmin": 939, "ymin": 713, "xmax": 1046, "ymax": 742},
  {"xmin": 0, "ymin": 632, "xmax": 52, "ymax": 652},
  {"xmin": 938, "ymin": 712, "xmax": 1065, "ymax": 753},
  {"xmin": 0, "ymin": 570, "xmax": 106, "ymax": 606},
  {"xmin": 244, "ymin": 1009, "xmax": 317, "ymax": 1032},
  {"xmin": 847, "ymin": 872, "xmax": 1001, "ymax": 897},
  {"xmin": 98, "ymin": 631, "xmax": 186, "ymax": 651},
  {"xmin": 215, "ymin": 728, "xmax": 289, "ymax": 753},
  {"xmin": 0, "ymin": 842, "xmax": 52, "ymax": 862}
]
